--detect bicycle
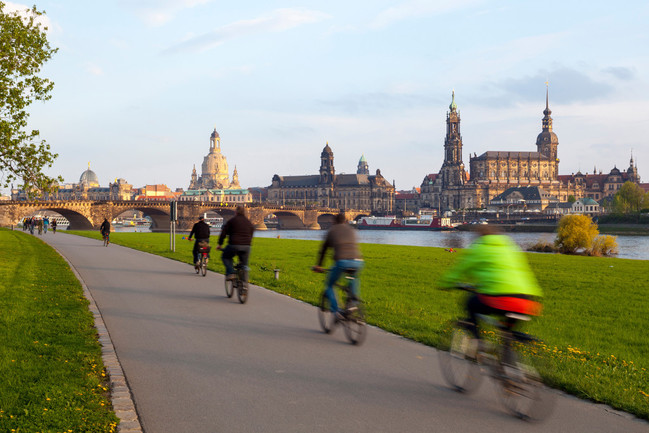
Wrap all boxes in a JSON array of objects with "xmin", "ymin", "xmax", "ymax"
[
  {"xmin": 313, "ymin": 266, "xmax": 366, "ymax": 345},
  {"xmin": 438, "ymin": 286, "xmax": 555, "ymax": 421},
  {"xmin": 196, "ymin": 241, "xmax": 210, "ymax": 277},
  {"xmin": 224, "ymin": 263, "xmax": 248, "ymax": 304},
  {"xmin": 102, "ymin": 231, "xmax": 109, "ymax": 247}
]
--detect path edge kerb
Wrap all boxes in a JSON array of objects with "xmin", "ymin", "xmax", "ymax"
[{"xmin": 50, "ymin": 244, "xmax": 144, "ymax": 433}]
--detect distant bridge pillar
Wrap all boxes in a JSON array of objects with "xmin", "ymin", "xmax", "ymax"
[
  {"xmin": 303, "ymin": 209, "xmax": 321, "ymax": 230},
  {"xmin": 247, "ymin": 207, "xmax": 267, "ymax": 230}
]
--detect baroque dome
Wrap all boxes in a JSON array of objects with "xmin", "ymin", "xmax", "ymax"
[{"xmin": 79, "ymin": 168, "xmax": 99, "ymax": 187}]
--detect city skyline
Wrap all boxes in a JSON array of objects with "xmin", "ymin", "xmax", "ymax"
[{"xmin": 3, "ymin": 0, "xmax": 648, "ymax": 194}]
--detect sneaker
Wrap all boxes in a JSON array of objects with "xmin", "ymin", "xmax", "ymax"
[
  {"xmin": 194, "ymin": 262, "xmax": 200, "ymax": 269},
  {"xmin": 334, "ymin": 311, "xmax": 347, "ymax": 323},
  {"xmin": 226, "ymin": 274, "xmax": 236, "ymax": 281}
]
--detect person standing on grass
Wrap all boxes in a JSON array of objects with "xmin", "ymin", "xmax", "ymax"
[
  {"xmin": 217, "ymin": 206, "xmax": 254, "ymax": 281},
  {"xmin": 188, "ymin": 216, "xmax": 211, "ymax": 269},
  {"xmin": 313, "ymin": 213, "xmax": 363, "ymax": 319}
]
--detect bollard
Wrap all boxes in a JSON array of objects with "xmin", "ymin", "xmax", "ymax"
[{"xmin": 274, "ymin": 269, "xmax": 280, "ymax": 280}]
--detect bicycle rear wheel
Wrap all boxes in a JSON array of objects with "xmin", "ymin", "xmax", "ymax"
[
  {"xmin": 438, "ymin": 322, "xmax": 483, "ymax": 394},
  {"xmin": 224, "ymin": 276, "xmax": 234, "ymax": 297},
  {"xmin": 103, "ymin": 235, "xmax": 108, "ymax": 247},
  {"xmin": 342, "ymin": 302, "xmax": 366, "ymax": 345},
  {"xmin": 317, "ymin": 291, "xmax": 336, "ymax": 334},
  {"xmin": 498, "ymin": 345, "xmax": 555, "ymax": 421},
  {"xmin": 201, "ymin": 256, "xmax": 208, "ymax": 276}
]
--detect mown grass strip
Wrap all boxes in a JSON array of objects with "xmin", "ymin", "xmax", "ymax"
[
  {"xmin": 68, "ymin": 230, "xmax": 649, "ymax": 419},
  {"xmin": 0, "ymin": 228, "xmax": 119, "ymax": 432}
]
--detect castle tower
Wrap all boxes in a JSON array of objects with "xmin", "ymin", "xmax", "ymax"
[
  {"xmin": 627, "ymin": 152, "xmax": 640, "ymax": 182},
  {"xmin": 536, "ymin": 84, "xmax": 559, "ymax": 176},
  {"xmin": 357, "ymin": 155, "xmax": 369, "ymax": 175},
  {"xmin": 319, "ymin": 142, "xmax": 335, "ymax": 184},
  {"xmin": 439, "ymin": 91, "xmax": 466, "ymax": 186}
]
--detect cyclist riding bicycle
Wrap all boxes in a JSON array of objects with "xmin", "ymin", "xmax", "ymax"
[
  {"xmin": 188, "ymin": 216, "xmax": 211, "ymax": 269},
  {"xmin": 99, "ymin": 218, "xmax": 111, "ymax": 244},
  {"xmin": 217, "ymin": 206, "xmax": 254, "ymax": 281},
  {"xmin": 313, "ymin": 213, "xmax": 363, "ymax": 319},
  {"xmin": 438, "ymin": 225, "xmax": 542, "ymax": 348}
]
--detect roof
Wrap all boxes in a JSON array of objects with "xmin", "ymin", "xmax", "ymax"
[
  {"xmin": 474, "ymin": 151, "xmax": 549, "ymax": 160},
  {"xmin": 577, "ymin": 198, "xmax": 599, "ymax": 205},
  {"xmin": 490, "ymin": 186, "xmax": 557, "ymax": 202},
  {"xmin": 274, "ymin": 175, "xmax": 320, "ymax": 187},
  {"xmin": 336, "ymin": 174, "xmax": 369, "ymax": 186}
]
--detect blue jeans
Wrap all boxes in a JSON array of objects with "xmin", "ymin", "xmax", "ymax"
[
  {"xmin": 325, "ymin": 259, "xmax": 363, "ymax": 312},
  {"xmin": 221, "ymin": 244, "xmax": 250, "ymax": 276}
]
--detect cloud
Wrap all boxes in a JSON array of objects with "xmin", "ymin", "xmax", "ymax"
[
  {"xmin": 131, "ymin": 0, "xmax": 213, "ymax": 27},
  {"xmin": 602, "ymin": 66, "xmax": 636, "ymax": 81},
  {"xmin": 163, "ymin": 8, "xmax": 330, "ymax": 54},
  {"xmin": 85, "ymin": 63, "xmax": 103, "ymax": 76},
  {"xmin": 370, "ymin": 0, "xmax": 483, "ymax": 29},
  {"xmin": 480, "ymin": 67, "xmax": 615, "ymax": 107},
  {"xmin": 318, "ymin": 92, "xmax": 439, "ymax": 115}
]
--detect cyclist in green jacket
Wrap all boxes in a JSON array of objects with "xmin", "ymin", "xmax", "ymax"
[{"xmin": 439, "ymin": 225, "xmax": 542, "ymax": 340}]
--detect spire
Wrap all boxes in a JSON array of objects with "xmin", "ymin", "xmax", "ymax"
[
  {"xmin": 449, "ymin": 90, "xmax": 457, "ymax": 111},
  {"xmin": 541, "ymin": 82, "xmax": 553, "ymax": 131}
]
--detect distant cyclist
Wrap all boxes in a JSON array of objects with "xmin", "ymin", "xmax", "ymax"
[
  {"xmin": 217, "ymin": 206, "xmax": 254, "ymax": 280},
  {"xmin": 313, "ymin": 213, "xmax": 363, "ymax": 318},
  {"xmin": 438, "ymin": 225, "xmax": 542, "ymax": 346},
  {"xmin": 188, "ymin": 216, "xmax": 211, "ymax": 269},
  {"xmin": 100, "ymin": 218, "xmax": 111, "ymax": 245}
]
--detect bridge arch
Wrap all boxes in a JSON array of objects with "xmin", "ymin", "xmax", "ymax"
[
  {"xmin": 112, "ymin": 206, "xmax": 171, "ymax": 231},
  {"xmin": 17, "ymin": 205, "xmax": 94, "ymax": 230}
]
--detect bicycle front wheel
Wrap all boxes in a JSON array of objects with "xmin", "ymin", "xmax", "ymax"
[
  {"xmin": 224, "ymin": 276, "xmax": 234, "ymax": 297},
  {"xmin": 237, "ymin": 279, "xmax": 248, "ymax": 304},
  {"xmin": 201, "ymin": 257, "xmax": 208, "ymax": 276},
  {"xmin": 438, "ymin": 322, "xmax": 483, "ymax": 394},
  {"xmin": 317, "ymin": 291, "xmax": 336, "ymax": 334},
  {"xmin": 342, "ymin": 302, "xmax": 366, "ymax": 345}
]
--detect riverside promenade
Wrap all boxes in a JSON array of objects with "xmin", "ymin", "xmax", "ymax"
[{"xmin": 42, "ymin": 233, "xmax": 648, "ymax": 433}]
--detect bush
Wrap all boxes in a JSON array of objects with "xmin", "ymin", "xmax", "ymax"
[
  {"xmin": 555, "ymin": 214, "xmax": 599, "ymax": 254},
  {"xmin": 528, "ymin": 240, "xmax": 557, "ymax": 253},
  {"xmin": 590, "ymin": 235, "xmax": 619, "ymax": 256}
]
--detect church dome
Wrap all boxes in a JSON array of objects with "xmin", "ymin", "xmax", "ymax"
[
  {"xmin": 321, "ymin": 143, "xmax": 333, "ymax": 157},
  {"xmin": 79, "ymin": 168, "xmax": 99, "ymax": 187},
  {"xmin": 211, "ymin": 128, "xmax": 220, "ymax": 139},
  {"xmin": 536, "ymin": 130, "xmax": 558, "ymax": 145}
]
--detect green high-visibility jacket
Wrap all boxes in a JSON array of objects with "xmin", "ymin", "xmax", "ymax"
[{"xmin": 439, "ymin": 234, "xmax": 543, "ymax": 298}]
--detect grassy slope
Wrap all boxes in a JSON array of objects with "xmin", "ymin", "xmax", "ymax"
[
  {"xmin": 0, "ymin": 229, "xmax": 118, "ymax": 432},
  {"xmin": 68, "ymin": 230, "xmax": 649, "ymax": 419}
]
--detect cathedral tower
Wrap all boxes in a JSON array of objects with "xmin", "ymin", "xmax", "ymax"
[
  {"xmin": 536, "ymin": 84, "xmax": 559, "ymax": 177},
  {"xmin": 439, "ymin": 91, "xmax": 466, "ymax": 187}
]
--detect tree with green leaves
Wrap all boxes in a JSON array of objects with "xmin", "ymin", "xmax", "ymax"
[
  {"xmin": 612, "ymin": 181, "xmax": 647, "ymax": 214},
  {"xmin": 0, "ymin": 2, "xmax": 61, "ymax": 195}
]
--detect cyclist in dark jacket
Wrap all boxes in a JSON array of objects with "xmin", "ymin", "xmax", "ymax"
[
  {"xmin": 188, "ymin": 216, "xmax": 211, "ymax": 266},
  {"xmin": 217, "ymin": 206, "xmax": 254, "ymax": 280},
  {"xmin": 100, "ymin": 218, "xmax": 111, "ymax": 244}
]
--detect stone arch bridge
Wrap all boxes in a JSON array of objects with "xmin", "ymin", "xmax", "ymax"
[{"xmin": 0, "ymin": 201, "xmax": 369, "ymax": 231}]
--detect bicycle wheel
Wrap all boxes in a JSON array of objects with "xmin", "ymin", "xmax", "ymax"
[
  {"xmin": 103, "ymin": 235, "xmax": 108, "ymax": 247},
  {"xmin": 237, "ymin": 278, "xmax": 248, "ymax": 304},
  {"xmin": 201, "ymin": 257, "xmax": 207, "ymax": 276},
  {"xmin": 342, "ymin": 302, "xmax": 366, "ymax": 345},
  {"xmin": 317, "ymin": 291, "xmax": 336, "ymax": 334},
  {"xmin": 438, "ymin": 322, "xmax": 483, "ymax": 394},
  {"xmin": 224, "ymin": 276, "xmax": 234, "ymax": 297},
  {"xmin": 498, "ymin": 345, "xmax": 556, "ymax": 421}
]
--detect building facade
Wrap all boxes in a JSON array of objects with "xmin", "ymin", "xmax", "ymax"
[
  {"xmin": 267, "ymin": 144, "xmax": 394, "ymax": 213},
  {"xmin": 420, "ymin": 90, "xmax": 641, "ymax": 212}
]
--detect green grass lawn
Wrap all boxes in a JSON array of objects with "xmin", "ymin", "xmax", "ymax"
[
  {"xmin": 69, "ymin": 230, "xmax": 649, "ymax": 419},
  {"xmin": 0, "ymin": 229, "xmax": 119, "ymax": 432}
]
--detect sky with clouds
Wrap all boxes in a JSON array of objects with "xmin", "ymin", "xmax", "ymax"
[{"xmin": 4, "ymin": 0, "xmax": 649, "ymax": 194}]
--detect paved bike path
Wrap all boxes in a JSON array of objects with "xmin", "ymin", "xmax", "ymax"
[{"xmin": 42, "ymin": 233, "xmax": 647, "ymax": 433}]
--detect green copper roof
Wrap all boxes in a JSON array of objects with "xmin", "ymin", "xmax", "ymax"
[
  {"xmin": 449, "ymin": 90, "xmax": 457, "ymax": 111},
  {"xmin": 359, "ymin": 154, "xmax": 367, "ymax": 163}
]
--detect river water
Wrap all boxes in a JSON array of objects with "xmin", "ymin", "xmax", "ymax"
[
  {"xmin": 253, "ymin": 229, "xmax": 649, "ymax": 261},
  {"xmin": 112, "ymin": 225, "xmax": 648, "ymax": 260}
]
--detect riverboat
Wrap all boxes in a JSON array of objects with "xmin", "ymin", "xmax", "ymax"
[{"xmin": 357, "ymin": 215, "xmax": 454, "ymax": 231}]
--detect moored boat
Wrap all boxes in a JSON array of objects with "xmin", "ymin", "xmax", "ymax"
[{"xmin": 357, "ymin": 215, "xmax": 453, "ymax": 231}]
